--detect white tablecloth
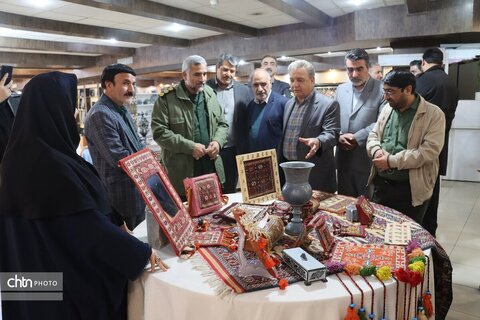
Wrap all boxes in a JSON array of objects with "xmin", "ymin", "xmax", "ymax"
[{"xmin": 128, "ymin": 194, "xmax": 435, "ymax": 320}]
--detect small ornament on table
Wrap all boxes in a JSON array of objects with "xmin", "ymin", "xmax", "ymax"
[{"xmin": 355, "ymin": 196, "xmax": 375, "ymax": 226}]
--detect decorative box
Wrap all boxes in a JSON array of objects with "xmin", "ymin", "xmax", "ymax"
[
  {"xmin": 355, "ymin": 196, "xmax": 375, "ymax": 226},
  {"xmin": 345, "ymin": 204, "xmax": 358, "ymax": 222},
  {"xmin": 282, "ymin": 247, "xmax": 327, "ymax": 285}
]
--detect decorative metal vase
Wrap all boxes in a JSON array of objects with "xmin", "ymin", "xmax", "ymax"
[{"xmin": 280, "ymin": 161, "xmax": 315, "ymax": 236}]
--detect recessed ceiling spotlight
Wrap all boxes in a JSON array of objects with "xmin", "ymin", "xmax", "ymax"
[
  {"xmin": 376, "ymin": 46, "xmax": 381, "ymax": 50},
  {"xmin": 328, "ymin": 51, "xmax": 332, "ymax": 54},
  {"xmin": 168, "ymin": 23, "xmax": 185, "ymax": 32},
  {"xmin": 238, "ymin": 60, "xmax": 246, "ymax": 65},
  {"xmin": 108, "ymin": 38, "xmax": 117, "ymax": 44},
  {"xmin": 210, "ymin": 0, "xmax": 218, "ymax": 6}
]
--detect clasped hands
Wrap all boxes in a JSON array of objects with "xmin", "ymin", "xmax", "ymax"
[
  {"xmin": 372, "ymin": 149, "xmax": 391, "ymax": 172},
  {"xmin": 0, "ymin": 73, "xmax": 12, "ymax": 103},
  {"xmin": 192, "ymin": 141, "xmax": 220, "ymax": 160},
  {"xmin": 338, "ymin": 133, "xmax": 358, "ymax": 151}
]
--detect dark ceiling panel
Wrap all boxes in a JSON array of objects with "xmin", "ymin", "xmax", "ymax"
[{"xmin": 258, "ymin": 0, "xmax": 332, "ymax": 27}]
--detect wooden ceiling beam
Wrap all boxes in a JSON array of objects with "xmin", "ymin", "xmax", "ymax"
[
  {"xmin": 0, "ymin": 37, "xmax": 135, "ymax": 56},
  {"xmin": 1, "ymin": 52, "xmax": 97, "ymax": 69}
]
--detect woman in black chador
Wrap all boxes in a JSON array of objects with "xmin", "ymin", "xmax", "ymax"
[{"xmin": 0, "ymin": 72, "xmax": 168, "ymax": 320}]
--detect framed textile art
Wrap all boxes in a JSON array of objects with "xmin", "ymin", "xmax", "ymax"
[
  {"xmin": 236, "ymin": 149, "xmax": 281, "ymax": 204},
  {"xmin": 119, "ymin": 149, "xmax": 195, "ymax": 256},
  {"xmin": 183, "ymin": 173, "xmax": 226, "ymax": 217}
]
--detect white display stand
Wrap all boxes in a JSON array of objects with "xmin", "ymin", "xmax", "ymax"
[{"xmin": 445, "ymin": 100, "xmax": 480, "ymax": 182}]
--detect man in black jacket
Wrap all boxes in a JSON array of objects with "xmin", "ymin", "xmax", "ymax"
[
  {"xmin": 206, "ymin": 53, "xmax": 251, "ymax": 193},
  {"xmin": 0, "ymin": 73, "xmax": 14, "ymax": 164},
  {"xmin": 416, "ymin": 48, "xmax": 459, "ymax": 236}
]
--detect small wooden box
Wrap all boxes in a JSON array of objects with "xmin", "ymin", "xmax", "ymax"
[{"xmin": 282, "ymin": 248, "xmax": 327, "ymax": 285}]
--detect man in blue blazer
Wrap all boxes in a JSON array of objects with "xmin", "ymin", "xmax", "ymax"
[
  {"xmin": 279, "ymin": 60, "xmax": 340, "ymax": 193},
  {"xmin": 336, "ymin": 49, "xmax": 384, "ymax": 197},
  {"xmin": 240, "ymin": 68, "xmax": 288, "ymax": 154},
  {"xmin": 84, "ymin": 64, "xmax": 145, "ymax": 230}
]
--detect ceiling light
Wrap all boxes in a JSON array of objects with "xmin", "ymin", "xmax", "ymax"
[
  {"xmin": 210, "ymin": 0, "xmax": 218, "ymax": 6},
  {"xmin": 238, "ymin": 60, "xmax": 246, "ymax": 65},
  {"xmin": 29, "ymin": 0, "xmax": 54, "ymax": 8},
  {"xmin": 168, "ymin": 23, "xmax": 185, "ymax": 32},
  {"xmin": 108, "ymin": 38, "xmax": 117, "ymax": 44}
]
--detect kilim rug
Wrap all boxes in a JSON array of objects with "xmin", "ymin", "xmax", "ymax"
[{"xmin": 194, "ymin": 197, "xmax": 452, "ymax": 320}]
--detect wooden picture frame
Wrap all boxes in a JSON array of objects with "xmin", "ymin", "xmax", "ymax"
[
  {"xmin": 119, "ymin": 149, "xmax": 195, "ymax": 256},
  {"xmin": 236, "ymin": 149, "xmax": 281, "ymax": 204}
]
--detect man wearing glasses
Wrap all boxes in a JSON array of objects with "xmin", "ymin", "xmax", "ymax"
[{"xmin": 366, "ymin": 71, "xmax": 445, "ymax": 224}]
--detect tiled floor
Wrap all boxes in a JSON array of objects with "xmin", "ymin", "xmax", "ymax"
[{"xmin": 437, "ymin": 180, "xmax": 480, "ymax": 320}]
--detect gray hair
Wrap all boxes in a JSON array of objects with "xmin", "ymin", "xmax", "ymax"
[
  {"xmin": 216, "ymin": 53, "xmax": 239, "ymax": 68},
  {"xmin": 288, "ymin": 60, "xmax": 315, "ymax": 79},
  {"xmin": 182, "ymin": 55, "xmax": 207, "ymax": 72},
  {"xmin": 250, "ymin": 68, "xmax": 271, "ymax": 83}
]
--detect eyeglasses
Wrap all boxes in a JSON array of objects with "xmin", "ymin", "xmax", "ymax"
[{"xmin": 383, "ymin": 88, "xmax": 404, "ymax": 96}]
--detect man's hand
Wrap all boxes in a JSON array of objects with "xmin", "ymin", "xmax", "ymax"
[
  {"xmin": 338, "ymin": 133, "xmax": 358, "ymax": 151},
  {"xmin": 149, "ymin": 249, "xmax": 169, "ymax": 272},
  {"xmin": 299, "ymin": 137, "xmax": 320, "ymax": 159},
  {"xmin": 205, "ymin": 141, "xmax": 220, "ymax": 160},
  {"xmin": 0, "ymin": 73, "xmax": 12, "ymax": 103},
  {"xmin": 372, "ymin": 151, "xmax": 390, "ymax": 172},
  {"xmin": 192, "ymin": 143, "xmax": 206, "ymax": 160}
]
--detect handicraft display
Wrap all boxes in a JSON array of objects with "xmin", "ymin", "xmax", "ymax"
[
  {"xmin": 329, "ymin": 242, "xmax": 406, "ymax": 271},
  {"xmin": 119, "ymin": 149, "xmax": 195, "ymax": 256},
  {"xmin": 385, "ymin": 222, "xmax": 412, "ymax": 245},
  {"xmin": 318, "ymin": 194, "xmax": 356, "ymax": 215},
  {"xmin": 282, "ymin": 247, "xmax": 327, "ymax": 285},
  {"xmin": 356, "ymin": 195, "xmax": 375, "ymax": 226},
  {"xmin": 120, "ymin": 149, "xmax": 234, "ymax": 256},
  {"xmin": 236, "ymin": 149, "xmax": 281, "ymax": 204},
  {"xmin": 183, "ymin": 173, "xmax": 227, "ymax": 217}
]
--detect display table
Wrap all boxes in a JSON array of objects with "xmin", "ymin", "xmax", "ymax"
[{"xmin": 128, "ymin": 193, "xmax": 444, "ymax": 320}]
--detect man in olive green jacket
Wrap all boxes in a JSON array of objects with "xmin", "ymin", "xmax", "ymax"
[{"xmin": 151, "ymin": 55, "xmax": 228, "ymax": 198}]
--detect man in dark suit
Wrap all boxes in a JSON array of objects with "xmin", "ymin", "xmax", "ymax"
[
  {"xmin": 240, "ymin": 68, "xmax": 288, "ymax": 154},
  {"xmin": 416, "ymin": 48, "xmax": 459, "ymax": 236},
  {"xmin": 261, "ymin": 55, "xmax": 292, "ymax": 98},
  {"xmin": 84, "ymin": 64, "xmax": 145, "ymax": 230},
  {"xmin": 206, "ymin": 53, "xmax": 251, "ymax": 193},
  {"xmin": 0, "ymin": 72, "xmax": 14, "ymax": 165},
  {"xmin": 336, "ymin": 49, "xmax": 384, "ymax": 197},
  {"xmin": 279, "ymin": 60, "xmax": 340, "ymax": 193}
]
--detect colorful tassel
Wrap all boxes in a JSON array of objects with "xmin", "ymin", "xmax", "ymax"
[
  {"xmin": 422, "ymin": 291, "xmax": 433, "ymax": 318},
  {"xmin": 417, "ymin": 307, "xmax": 428, "ymax": 320},
  {"xmin": 360, "ymin": 265, "xmax": 377, "ymax": 276},
  {"xmin": 358, "ymin": 307, "xmax": 368, "ymax": 320},
  {"xmin": 345, "ymin": 303, "xmax": 360, "ymax": 320},
  {"xmin": 368, "ymin": 312, "xmax": 375, "ymax": 319},
  {"xmin": 409, "ymin": 271, "xmax": 423, "ymax": 287},
  {"xmin": 376, "ymin": 266, "xmax": 392, "ymax": 281},
  {"xmin": 345, "ymin": 263, "xmax": 362, "ymax": 275},
  {"xmin": 408, "ymin": 261, "xmax": 426, "ymax": 275},
  {"xmin": 406, "ymin": 239, "xmax": 421, "ymax": 254}
]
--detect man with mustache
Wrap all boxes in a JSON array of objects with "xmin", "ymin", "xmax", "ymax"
[
  {"xmin": 152, "ymin": 55, "xmax": 228, "ymax": 198},
  {"xmin": 261, "ymin": 55, "xmax": 292, "ymax": 98},
  {"xmin": 335, "ymin": 48, "xmax": 384, "ymax": 197},
  {"xmin": 206, "ymin": 53, "xmax": 250, "ymax": 193},
  {"xmin": 367, "ymin": 71, "xmax": 445, "ymax": 224},
  {"xmin": 85, "ymin": 64, "xmax": 145, "ymax": 230}
]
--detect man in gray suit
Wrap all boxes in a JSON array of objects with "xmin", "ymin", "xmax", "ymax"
[
  {"xmin": 84, "ymin": 64, "xmax": 145, "ymax": 230},
  {"xmin": 335, "ymin": 49, "xmax": 384, "ymax": 197},
  {"xmin": 206, "ymin": 53, "xmax": 251, "ymax": 193},
  {"xmin": 279, "ymin": 60, "xmax": 340, "ymax": 193}
]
